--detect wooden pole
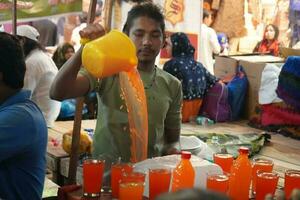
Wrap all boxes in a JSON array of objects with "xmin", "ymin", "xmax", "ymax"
[
  {"xmin": 67, "ymin": 0, "xmax": 97, "ymax": 185},
  {"xmin": 12, "ymin": 0, "xmax": 17, "ymax": 35},
  {"xmin": 102, "ymin": 0, "xmax": 114, "ymax": 32}
]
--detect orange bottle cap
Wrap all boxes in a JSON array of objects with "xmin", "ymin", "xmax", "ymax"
[
  {"xmin": 181, "ymin": 151, "xmax": 192, "ymax": 159},
  {"xmin": 239, "ymin": 147, "xmax": 250, "ymax": 154}
]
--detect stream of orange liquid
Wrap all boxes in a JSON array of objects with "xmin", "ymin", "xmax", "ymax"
[{"xmin": 119, "ymin": 69, "xmax": 148, "ymax": 163}]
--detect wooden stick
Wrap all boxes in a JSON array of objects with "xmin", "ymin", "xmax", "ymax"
[
  {"xmin": 67, "ymin": 0, "xmax": 97, "ymax": 185},
  {"xmin": 12, "ymin": 0, "xmax": 17, "ymax": 35}
]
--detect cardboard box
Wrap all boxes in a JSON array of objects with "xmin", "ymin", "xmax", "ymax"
[
  {"xmin": 279, "ymin": 47, "xmax": 300, "ymax": 59},
  {"xmin": 213, "ymin": 55, "xmax": 284, "ymax": 119},
  {"xmin": 214, "ymin": 56, "xmax": 238, "ymax": 78}
]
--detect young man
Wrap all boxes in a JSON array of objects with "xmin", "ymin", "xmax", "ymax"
[
  {"xmin": 199, "ymin": 9, "xmax": 221, "ymax": 75},
  {"xmin": 50, "ymin": 3, "xmax": 182, "ymax": 162},
  {"xmin": 0, "ymin": 32, "xmax": 47, "ymax": 199}
]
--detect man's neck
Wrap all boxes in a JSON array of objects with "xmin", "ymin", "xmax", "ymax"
[
  {"xmin": 137, "ymin": 61, "xmax": 156, "ymax": 72},
  {"xmin": 204, "ymin": 22, "xmax": 210, "ymax": 27},
  {"xmin": 0, "ymin": 86, "xmax": 19, "ymax": 105}
]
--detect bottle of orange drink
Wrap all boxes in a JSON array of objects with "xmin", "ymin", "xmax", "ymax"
[
  {"xmin": 171, "ymin": 151, "xmax": 195, "ymax": 192},
  {"xmin": 228, "ymin": 147, "xmax": 252, "ymax": 200}
]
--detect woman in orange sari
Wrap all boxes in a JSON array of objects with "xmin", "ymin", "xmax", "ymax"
[{"xmin": 253, "ymin": 24, "xmax": 280, "ymax": 56}]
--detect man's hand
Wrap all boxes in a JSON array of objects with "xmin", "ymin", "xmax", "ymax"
[
  {"xmin": 79, "ymin": 23, "xmax": 106, "ymax": 41},
  {"xmin": 163, "ymin": 147, "xmax": 181, "ymax": 156}
]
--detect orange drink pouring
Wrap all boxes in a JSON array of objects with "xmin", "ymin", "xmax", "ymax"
[
  {"xmin": 82, "ymin": 159, "xmax": 105, "ymax": 197},
  {"xmin": 149, "ymin": 168, "xmax": 171, "ymax": 200},
  {"xmin": 284, "ymin": 169, "xmax": 300, "ymax": 199},
  {"xmin": 213, "ymin": 153, "xmax": 234, "ymax": 173},
  {"xmin": 255, "ymin": 171, "xmax": 279, "ymax": 200},
  {"xmin": 207, "ymin": 174, "xmax": 229, "ymax": 194},
  {"xmin": 252, "ymin": 158, "xmax": 273, "ymax": 194},
  {"xmin": 111, "ymin": 163, "xmax": 133, "ymax": 198},
  {"xmin": 119, "ymin": 182, "xmax": 144, "ymax": 200}
]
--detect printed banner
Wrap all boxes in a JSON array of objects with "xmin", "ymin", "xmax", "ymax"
[
  {"xmin": 153, "ymin": 0, "xmax": 202, "ymax": 64},
  {"xmin": 0, "ymin": 0, "xmax": 82, "ymax": 23}
]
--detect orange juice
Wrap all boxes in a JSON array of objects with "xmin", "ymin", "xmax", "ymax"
[
  {"xmin": 119, "ymin": 182, "xmax": 144, "ymax": 200},
  {"xmin": 82, "ymin": 159, "xmax": 105, "ymax": 197},
  {"xmin": 207, "ymin": 174, "xmax": 229, "ymax": 194},
  {"xmin": 214, "ymin": 153, "xmax": 234, "ymax": 173},
  {"xmin": 285, "ymin": 170, "xmax": 300, "ymax": 199},
  {"xmin": 171, "ymin": 151, "xmax": 195, "ymax": 192},
  {"xmin": 149, "ymin": 169, "xmax": 171, "ymax": 200},
  {"xmin": 228, "ymin": 147, "xmax": 252, "ymax": 200},
  {"xmin": 111, "ymin": 163, "xmax": 133, "ymax": 198},
  {"xmin": 256, "ymin": 172, "xmax": 279, "ymax": 200},
  {"xmin": 121, "ymin": 171, "xmax": 146, "ymax": 183},
  {"xmin": 251, "ymin": 158, "xmax": 273, "ymax": 194}
]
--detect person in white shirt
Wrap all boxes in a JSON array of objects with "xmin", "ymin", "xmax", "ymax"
[
  {"xmin": 71, "ymin": 11, "xmax": 102, "ymax": 51},
  {"xmin": 199, "ymin": 9, "xmax": 221, "ymax": 75},
  {"xmin": 17, "ymin": 25, "xmax": 61, "ymax": 127}
]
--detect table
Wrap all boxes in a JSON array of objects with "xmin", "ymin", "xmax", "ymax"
[
  {"xmin": 47, "ymin": 120, "xmax": 96, "ymax": 185},
  {"xmin": 46, "ymin": 120, "xmax": 300, "ymax": 194}
]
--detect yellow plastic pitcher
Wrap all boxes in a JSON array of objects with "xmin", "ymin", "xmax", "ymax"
[{"xmin": 82, "ymin": 30, "xmax": 138, "ymax": 78}]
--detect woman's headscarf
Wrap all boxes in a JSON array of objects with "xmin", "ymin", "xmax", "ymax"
[
  {"xmin": 170, "ymin": 32, "xmax": 195, "ymax": 58},
  {"xmin": 164, "ymin": 32, "xmax": 217, "ymax": 100},
  {"xmin": 52, "ymin": 43, "xmax": 74, "ymax": 69}
]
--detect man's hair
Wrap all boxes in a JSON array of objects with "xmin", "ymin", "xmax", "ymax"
[
  {"xmin": 203, "ymin": 9, "xmax": 212, "ymax": 20},
  {"xmin": 0, "ymin": 32, "xmax": 26, "ymax": 89},
  {"xmin": 122, "ymin": 2, "xmax": 165, "ymax": 35}
]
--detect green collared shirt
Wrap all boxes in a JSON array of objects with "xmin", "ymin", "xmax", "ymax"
[{"xmin": 80, "ymin": 67, "xmax": 182, "ymax": 162}]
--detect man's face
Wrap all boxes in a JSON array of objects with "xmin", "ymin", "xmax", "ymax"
[
  {"xmin": 128, "ymin": 16, "xmax": 164, "ymax": 63},
  {"xmin": 204, "ymin": 15, "xmax": 213, "ymax": 26}
]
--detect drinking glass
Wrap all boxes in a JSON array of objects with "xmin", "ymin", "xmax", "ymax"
[
  {"xmin": 213, "ymin": 153, "xmax": 234, "ymax": 173},
  {"xmin": 284, "ymin": 169, "xmax": 300, "ymax": 200},
  {"xmin": 252, "ymin": 158, "xmax": 274, "ymax": 194},
  {"xmin": 149, "ymin": 168, "xmax": 171, "ymax": 200},
  {"xmin": 206, "ymin": 173, "xmax": 229, "ymax": 194},
  {"xmin": 82, "ymin": 158, "xmax": 105, "ymax": 197},
  {"xmin": 255, "ymin": 171, "xmax": 279, "ymax": 200}
]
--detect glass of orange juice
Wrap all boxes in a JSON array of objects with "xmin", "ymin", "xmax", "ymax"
[
  {"xmin": 111, "ymin": 162, "xmax": 133, "ymax": 198},
  {"xmin": 149, "ymin": 168, "xmax": 171, "ymax": 200},
  {"xmin": 121, "ymin": 171, "xmax": 146, "ymax": 183},
  {"xmin": 256, "ymin": 171, "xmax": 279, "ymax": 200},
  {"xmin": 119, "ymin": 182, "xmax": 145, "ymax": 200},
  {"xmin": 284, "ymin": 169, "xmax": 300, "ymax": 199},
  {"xmin": 206, "ymin": 173, "xmax": 229, "ymax": 194},
  {"xmin": 251, "ymin": 158, "xmax": 273, "ymax": 194},
  {"xmin": 82, "ymin": 158, "xmax": 105, "ymax": 197},
  {"xmin": 213, "ymin": 153, "xmax": 234, "ymax": 173}
]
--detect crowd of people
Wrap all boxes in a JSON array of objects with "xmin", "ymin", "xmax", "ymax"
[{"xmin": 0, "ymin": 1, "xmax": 300, "ymax": 200}]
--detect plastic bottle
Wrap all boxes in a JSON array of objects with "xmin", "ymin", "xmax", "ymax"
[
  {"xmin": 196, "ymin": 116, "xmax": 214, "ymax": 126},
  {"xmin": 228, "ymin": 147, "xmax": 252, "ymax": 200},
  {"xmin": 171, "ymin": 151, "xmax": 195, "ymax": 192}
]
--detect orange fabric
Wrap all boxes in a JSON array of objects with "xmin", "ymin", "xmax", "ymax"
[
  {"xmin": 182, "ymin": 99, "xmax": 203, "ymax": 123},
  {"xmin": 256, "ymin": 39, "xmax": 280, "ymax": 56}
]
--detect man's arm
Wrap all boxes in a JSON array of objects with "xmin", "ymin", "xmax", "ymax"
[
  {"xmin": 50, "ymin": 24, "xmax": 105, "ymax": 101},
  {"xmin": 210, "ymin": 29, "xmax": 221, "ymax": 54},
  {"xmin": 163, "ymin": 128, "xmax": 181, "ymax": 155}
]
